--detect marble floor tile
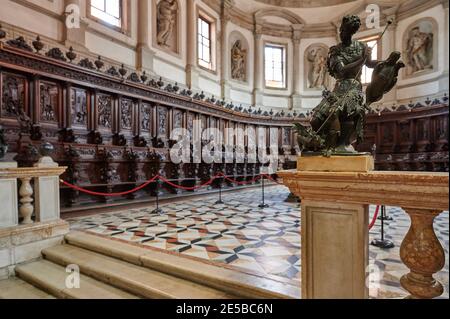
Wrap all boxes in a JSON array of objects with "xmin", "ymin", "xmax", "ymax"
[{"xmin": 67, "ymin": 186, "xmax": 449, "ymax": 299}]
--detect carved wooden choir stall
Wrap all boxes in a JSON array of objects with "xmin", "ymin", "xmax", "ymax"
[{"xmin": 0, "ymin": 36, "xmax": 448, "ymax": 211}]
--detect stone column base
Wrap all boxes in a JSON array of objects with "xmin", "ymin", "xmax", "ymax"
[
  {"xmin": 0, "ymin": 220, "xmax": 69, "ymax": 280},
  {"xmin": 301, "ymin": 200, "xmax": 369, "ymax": 299}
]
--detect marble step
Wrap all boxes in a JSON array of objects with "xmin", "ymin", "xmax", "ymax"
[
  {"xmin": 0, "ymin": 277, "xmax": 56, "ymax": 299},
  {"xmin": 15, "ymin": 260, "xmax": 138, "ymax": 299},
  {"xmin": 65, "ymin": 231, "xmax": 300, "ymax": 299},
  {"xmin": 42, "ymin": 244, "xmax": 238, "ymax": 299}
]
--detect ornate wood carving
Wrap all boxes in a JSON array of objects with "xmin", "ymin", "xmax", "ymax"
[
  {"xmin": 140, "ymin": 102, "xmax": 152, "ymax": 132},
  {"xmin": 158, "ymin": 105, "xmax": 168, "ymax": 137},
  {"xmin": 1, "ymin": 72, "xmax": 26, "ymax": 118},
  {"xmin": 39, "ymin": 81, "xmax": 59, "ymax": 123},
  {"xmin": 120, "ymin": 98, "xmax": 133, "ymax": 130},
  {"xmin": 97, "ymin": 94, "xmax": 112, "ymax": 129},
  {"xmin": 70, "ymin": 88, "xmax": 87, "ymax": 126}
]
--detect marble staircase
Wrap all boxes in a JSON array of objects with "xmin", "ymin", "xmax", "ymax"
[{"xmin": 3, "ymin": 231, "xmax": 300, "ymax": 299}]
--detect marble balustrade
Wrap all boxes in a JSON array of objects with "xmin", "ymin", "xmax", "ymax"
[
  {"xmin": 0, "ymin": 158, "xmax": 68, "ymax": 279},
  {"xmin": 278, "ymin": 169, "xmax": 449, "ymax": 299}
]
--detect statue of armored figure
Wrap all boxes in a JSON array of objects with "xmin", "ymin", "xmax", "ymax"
[
  {"xmin": 157, "ymin": 0, "xmax": 178, "ymax": 47},
  {"xmin": 294, "ymin": 15, "xmax": 404, "ymax": 155}
]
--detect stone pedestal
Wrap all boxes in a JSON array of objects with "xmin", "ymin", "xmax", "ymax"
[
  {"xmin": 0, "ymin": 161, "xmax": 18, "ymax": 228},
  {"xmin": 279, "ymin": 157, "xmax": 449, "ymax": 299},
  {"xmin": 34, "ymin": 157, "xmax": 60, "ymax": 222},
  {"xmin": 298, "ymin": 155, "xmax": 374, "ymax": 172},
  {"xmin": 301, "ymin": 200, "xmax": 369, "ymax": 298}
]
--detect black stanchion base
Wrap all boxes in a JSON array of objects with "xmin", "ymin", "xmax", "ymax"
[
  {"xmin": 258, "ymin": 203, "xmax": 269, "ymax": 208},
  {"xmin": 378, "ymin": 215, "xmax": 394, "ymax": 221},
  {"xmin": 370, "ymin": 238, "xmax": 395, "ymax": 249},
  {"xmin": 151, "ymin": 208, "xmax": 165, "ymax": 215},
  {"xmin": 215, "ymin": 200, "xmax": 224, "ymax": 205}
]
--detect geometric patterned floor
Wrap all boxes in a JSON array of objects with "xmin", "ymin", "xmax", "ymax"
[{"xmin": 67, "ymin": 185, "xmax": 449, "ymax": 299}]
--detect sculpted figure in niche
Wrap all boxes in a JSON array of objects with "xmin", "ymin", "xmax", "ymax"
[
  {"xmin": 307, "ymin": 47, "xmax": 328, "ymax": 89},
  {"xmin": 231, "ymin": 40, "xmax": 246, "ymax": 82},
  {"xmin": 406, "ymin": 26, "xmax": 433, "ymax": 73},
  {"xmin": 157, "ymin": 0, "xmax": 178, "ymax": 47}
]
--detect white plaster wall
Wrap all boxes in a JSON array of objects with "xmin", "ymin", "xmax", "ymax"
[
  {"xmin": 85, "ymin": 32, "xmax": 137, "ymax": 66},
  {"xmin": 230, "ymin": 88, "xmax": 253, "ymax": 106},
  {"xmin": 263, "ymin": 95, "xmax": 290, "ymax": 109},
  {"xmin": 0, "ymin": 0, "xmax": 64, "ymax": 41}
]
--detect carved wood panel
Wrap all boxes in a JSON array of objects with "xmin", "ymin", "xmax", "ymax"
[
  {"xmin": 1, "ymin": 72, "xmax": 26, "ymax": 119},
  {"xmin": 173, "ymin": 109, "xmax": 183, "ymax": 129},
  {"xmin": 140, "ymin": 102, "xmax": 152, "ymax": 133},
  {"xmin": 97, "ymin": 93, "xmax": 113, "ymax": 130},
  {"xmin": 187, "ymin": 112, "xmax": 194, "ymax": 138},
  {"xmin": 39, "ymin": 81, "xmax": 60, "ymax": 124},
  {"xmin": 120, "ymin": 98, "xmax": 133, "ymax": 131},
  {"xmin": 70, "ymin": 87, "xmax": 88, "ymax": 128},
  {"xmin": 157, "ymin": 105, "xmax": 168, "ymax": 138}
]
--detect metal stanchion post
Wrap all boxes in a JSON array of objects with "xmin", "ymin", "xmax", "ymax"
[
  {"xmin": 215, "ymin": 177, "xmax": 224, "ymax": 205},
  {"xmin": 151, "ymin": 178, "xmax": 165, "ymax": 215},
  {"xmin": 371, "ymin": 205, "xmax": 394, "ymax": 249},
  {"xmin": 258, "ymin": 175, "xmax": 269, "ymax": 209},
  {"xmin": 377, "ymin": 205, "xmax": 393, "ymax": 221}
]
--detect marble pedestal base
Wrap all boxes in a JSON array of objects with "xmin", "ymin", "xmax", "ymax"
[
  {"xmin": 301, "ymin": 200, "xmax": 369, "ymax": 298},
  {"xmin": 0, "ymin": 161, "xmax": 18, "ymax": 228}
]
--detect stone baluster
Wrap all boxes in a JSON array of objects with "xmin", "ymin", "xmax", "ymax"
[
  {"xmin": 400, "ymin": 208, "xmax": 446, "ymax": 299},
  {"xmin": 19, "ymin": 177, "xmax": 34, "ymax": 224}
]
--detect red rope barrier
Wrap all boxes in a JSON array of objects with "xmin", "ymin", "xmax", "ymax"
[
  {"xmin": 60, "ymin": 175, "xmax": 159, "ymax": 197},
  {"xmin": 219, "ymin": 173, "xmax": 262, "ymax": 185},
  {"xmin": 158, "ymin": 174, "xmax": 221, "ymax": 191},
  {"xmin": 368, "ymin": 205, "xmax": 381, "ymax": 230},
  {"xmin": 60, "ymin": 172, "xmax": 283, "ymax": 197}
]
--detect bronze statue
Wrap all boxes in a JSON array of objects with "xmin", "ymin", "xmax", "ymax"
[
  {"xmin": 295, "ymin": 15, "xmax": 402, "ymax": 156},
  {"xmin": 366, "ymin": 51, "xmax": 405, "ymax": 105}
]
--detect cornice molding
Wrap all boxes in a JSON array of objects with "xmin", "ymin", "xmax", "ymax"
[{"xmin": 201, "ymin": 0, "xmax": 444, "ymax": 40}]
